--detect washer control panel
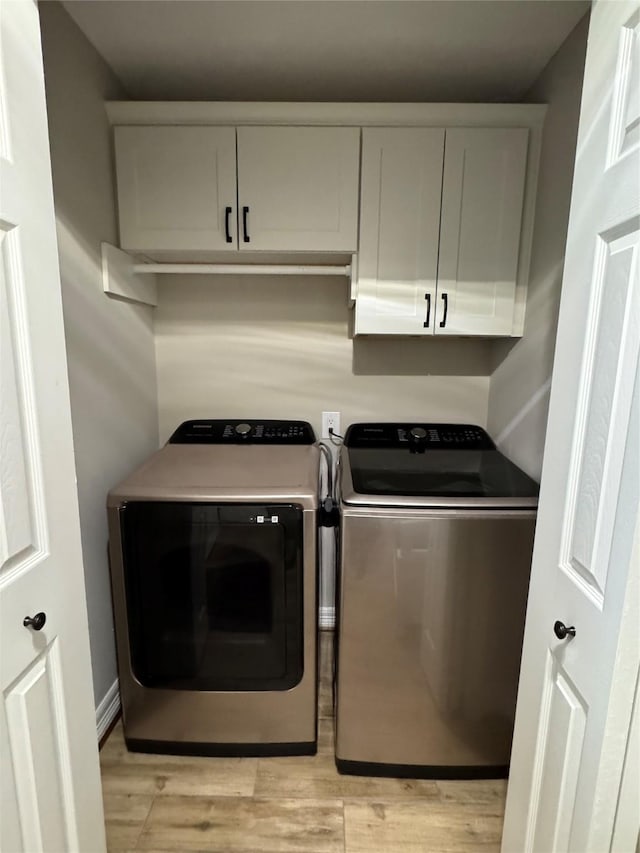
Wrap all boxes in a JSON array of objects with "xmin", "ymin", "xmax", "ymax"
[
  {"xmin": 345, "ymin": 423, "xmax": 495, "ymax": 449},
  {"xmin": 169, "ymin": 419, "xmax": 315, "ymax": 445}
]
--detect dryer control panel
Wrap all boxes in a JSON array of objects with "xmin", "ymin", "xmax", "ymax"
[
  {"xmin": 344, "ymin": 423, "xmax": 495, "ymax": 449},
  {"xmin": 169, "ymin": 419, "xmax": 316, "ymax": 445}
]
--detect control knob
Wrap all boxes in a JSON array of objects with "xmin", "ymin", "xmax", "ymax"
[
  {"xmin": 408, "ymin": 426, "xmax": 427, "ymax": 454},
  {"xmin": 235, "ymin": 423, "xmax": 252, "ymax": 436}
]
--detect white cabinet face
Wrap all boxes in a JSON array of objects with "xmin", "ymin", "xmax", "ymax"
[
  {"xmin": 435, "ymin": 128, "xmax": 529, "ymax": 336},
  {"xmin": 355, "ymin": 125, "xmax": 529, "ymax": 337},
  {"xmin": 355, "ymin": 128, "xmax": 445, "ymax": 335},
  {"xmin": 115, "ymin": 126, "xmax": 237, "ymax": 253},
  {"xmin": 115, "ymin": 124, "xmax": 360, "ymax": 255},
  {"xmin": 236, "ymin": 126, "xmax": 360, "ymax": 252}
]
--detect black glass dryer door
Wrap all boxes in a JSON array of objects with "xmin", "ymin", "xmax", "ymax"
[{"xmin": 120, "ymin": 502, "xmax": 304, "ymax": 691}]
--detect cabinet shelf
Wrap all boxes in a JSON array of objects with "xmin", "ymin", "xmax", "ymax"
[
  {"xmin": 101, "ymin": 242, "xmax": 355, "ymax": 307},
  {"xmin": 131, "ymin": 262, "xmax": 352, "ymax": 277}
]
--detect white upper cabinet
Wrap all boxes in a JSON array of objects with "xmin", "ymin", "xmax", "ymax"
[
  {"xmin": 355, "ymin": 126, "xmax": 531, "ymax": 337},
  {"xmin": 115, "ymin": 126, "xmax": 237, "ymax": 253},
  {"xmin": 237, "ymin": 127, "xmax": 360, "ymax": 252},
  {"xmin": 115, "ymin": 124, "xmax": 360, "ymax": 255},
  {"xmin": 108, "ymin": 103, "xmax": 543, "ymax": 337},
  {"xmin": 436, "ymin": 128, "xmax": 529, "ymax": 336},
  {"xmin": 355, "ymin": 128, "xmax": 445, "ymax": 335}
]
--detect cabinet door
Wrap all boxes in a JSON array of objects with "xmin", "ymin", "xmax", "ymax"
[
  {"xmin": 354, "ymin": 128, "xmax": 444, "ymax": 335},
  {"xmin": 115, "ymin": 126, "xmax": 237, "ymax": 253},
  {"xmin": 435, "ymin": 128, "xmax": 529, "ymax": 336},
  {"xmin": 236, "ymin": 126, "xmax": 359, "ymax": 252}
]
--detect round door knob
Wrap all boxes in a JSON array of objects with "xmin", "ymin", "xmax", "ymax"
[
  {"xmin": 23, "ymin": 612, "xmax": 47, "ymax": 631},
  {"xmin": 554, "ymin": 620, "xmax": 576, "ymax": 640}
]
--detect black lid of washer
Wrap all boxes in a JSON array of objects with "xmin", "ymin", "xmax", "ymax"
[
  {"xmin": 345, "ymin": 422, "xmax": 495, "ymax": 449},
  {"xmin": 344, "ymin": 423, "xmax": 538, "ymax": 500},
  {"xmin": 169, "ymin": 419, "xmax": 316, "ymax": 445}
]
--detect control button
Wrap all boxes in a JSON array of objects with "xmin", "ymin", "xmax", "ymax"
[
  {"xmin": 410, "ymin": 427, "xmax": 427, "ymax": 439},
  {"xmin": 235, "ymin": 423, "xmax": 252, "ymax": 436}
]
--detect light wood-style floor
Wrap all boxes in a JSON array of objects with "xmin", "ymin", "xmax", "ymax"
[{"xmin": 100, "ymin": 632, "xmax": 507, "ymax": 852}]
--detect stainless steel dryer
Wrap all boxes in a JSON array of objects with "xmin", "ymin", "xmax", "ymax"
[
  {"xmin": 335, "ymin": 422, "xmax": 538, "ymax": 778},
  {"xmin": 107, "ymin": 419, "xmax": 319, "ymax": 756}
]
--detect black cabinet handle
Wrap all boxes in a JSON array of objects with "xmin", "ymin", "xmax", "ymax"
[
  {"xmin": 554, "ymin": 620, "xmax": 576, "ymax": 640},
  {"xmin": 224, "ymin": 206, "xmax": 233, "ymax": 243},
  {"xmin": 23, "ymin": 612, "xmax": 47, "ymax": 631},
  {"xmin": 439, "ymin": 292, "xmax": 448, "ymax": 328},
  {"xmin": 242, "ymin": 206, "xmax": 250, "ymax": 243},
  {"xmin": 423, "ymin": 293, "xmax": 431, "ymax": 328}
]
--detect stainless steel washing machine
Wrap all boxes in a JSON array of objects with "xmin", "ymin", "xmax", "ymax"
[
  {"xmin": 335, "ymin": 422, "xmax": 538, "ymax": 778},
  {"xmin": 107, "ymin": 419, "xmax": 319, "ymax": 756}
]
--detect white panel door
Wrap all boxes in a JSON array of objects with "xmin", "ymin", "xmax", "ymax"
[
  {"xmin": 0, "ymin": 2, "xmax": 106, "ymax": 851},
  {"xmin": 502, "ymin": 2, "xmax": 640, "ymax": 852},
  {"xmin": 236, "ymin": 126, "xmax": 360, "ymax": 252},
  {"xmin": 115, "ymin": 125, "xmax": 237, "ymax": 253},
  {"xmin": 354, "ymin": 127, "xmax": 444, "ymax": 335},
  {"xmin": 436, "ymin": 127, "xmax": 528, "ymax": 336}
]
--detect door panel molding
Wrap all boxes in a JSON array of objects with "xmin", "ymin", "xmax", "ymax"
[
  {"xmin": 527, "ymin": 656, "xmax": 587, "ymax": 852},
  {"xmin": 5, "ymin": 641, "xmax": 77, "ymax": 852},
  {"xmin": 0, "ymin": 225, "xmax": 47, "ymax": 582},
  {"xmin": 562, "ymin": 224, "xmax": 639, "ymax": 606},
  {"xmin": 606, "ymin": 9, "xmax": 640, "ymax": 166}
]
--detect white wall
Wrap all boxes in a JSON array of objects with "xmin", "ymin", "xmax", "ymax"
[
  {"xmin": 39, "ymin": 3, "xmax": 159, "ymax": 716},
  {"xmin": 155, "ymin": 276, "xmax": 492, "ymax": 443},
  {"xmin": 488, "ymin": 14, "xmax": 589, "ymax": 481}
]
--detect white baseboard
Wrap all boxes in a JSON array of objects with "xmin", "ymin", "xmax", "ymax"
[
  {"xmin": 96, "ymin": 678, "xmax": 121, "ymax": 741},
  {"xmin": 319, "ymin": 606, "xmax": 335, "ymax": 630}
]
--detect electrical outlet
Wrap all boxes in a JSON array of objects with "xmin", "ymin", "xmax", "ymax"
[{"xmin": 322, "ymin": 411, "xmax": 341, "ymax": 439}]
